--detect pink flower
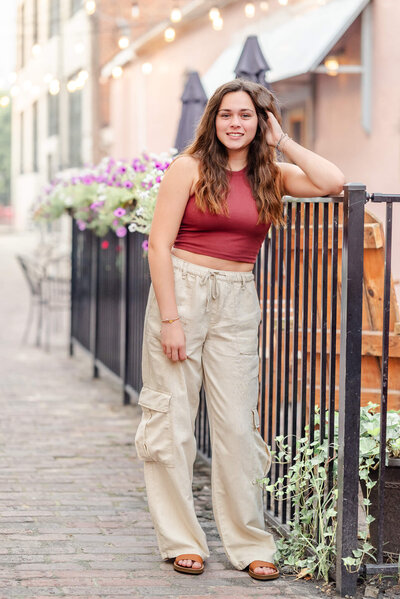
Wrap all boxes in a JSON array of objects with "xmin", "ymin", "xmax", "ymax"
[
  {"xmin": 114, "ymin": 207, "xmax": 126, "ymax": 217},
  {"xmin": 77, "ymin": 220, "xmax": 86, "ymax": 231},
  {"xmin": 101, "ymin": 240, "xmax": 109, "ymax": 249},
  {"xmin": 116, "ymin": 226, "xmax": 127, "ymax": 238},
  {"xmin": 141, "ymin": 239, "xmax": 149, "ymax": 251}
]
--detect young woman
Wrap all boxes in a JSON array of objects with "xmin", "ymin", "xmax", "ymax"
[{"xmin": 135, "ymin": 79, "xmax": 345, "ymax": 580}]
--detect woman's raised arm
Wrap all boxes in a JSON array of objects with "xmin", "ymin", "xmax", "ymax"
[{"xmin": 266, "ymin": 111, "xmax": 345, "ymax": 198}]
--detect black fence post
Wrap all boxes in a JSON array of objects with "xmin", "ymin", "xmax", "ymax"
[
  {"xmin": 69, "ymin": 217, "xmax": 76, "ymax": 357},
  {"xmin": 91, "ymin": 233, "xmax": 100, "ymax": 379},
  {"xmin": 336, "ymin": 183, "xmax": 366, "ymax": 597},
  {"xmin": 121, "ymin": 234, "xmax": 130, "ymax": 405}
]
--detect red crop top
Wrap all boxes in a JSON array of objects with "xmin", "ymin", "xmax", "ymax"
[{"xmin": 173, "ymin": 168, "xmax": 271, "ymax": 264}]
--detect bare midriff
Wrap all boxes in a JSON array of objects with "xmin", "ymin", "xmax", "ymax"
[{"xmin": 171, "ymin": 247, "xmax": 254, "ymax": 272}]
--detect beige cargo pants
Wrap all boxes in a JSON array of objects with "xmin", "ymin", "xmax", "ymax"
[{"xmin": 134, "ymin": 254, "xmax": 276, "ymax": 570}]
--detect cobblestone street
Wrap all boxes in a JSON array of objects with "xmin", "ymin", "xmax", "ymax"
[{"xmin": 0, "ymin": 232, "xmax": 329, "ymax": 598}]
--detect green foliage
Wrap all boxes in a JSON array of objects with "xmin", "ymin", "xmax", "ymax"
[
  {"xmin": 33, "ymin": 151, "xmax": 176, "ymax": 238},
  {"xmin": 358, "ymin": 403, "xmax": 400, "ymax": 461},
  {"xmin": 261, "ymin": 422, "xmax": 377, "ymax": 581}
]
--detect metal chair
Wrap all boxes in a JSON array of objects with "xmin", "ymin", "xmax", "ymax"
[
  {"xmin": 41, "ymin": 254, "xmax": 71, "ymax": 351},
  {"xmin": 16, "ymin": 254, "xmax": 46, "ymax": 347},
  {"xmin": 16, "ymin": 253, "xmax": 71, "ymax": 350}
]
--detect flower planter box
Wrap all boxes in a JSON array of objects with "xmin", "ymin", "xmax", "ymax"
[{"xmin": 362, "ymin": 462, "xmax": 400, "ymax": 556}]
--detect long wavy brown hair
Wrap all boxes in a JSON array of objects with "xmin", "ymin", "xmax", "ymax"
[{"xmin": 185, "ymin": 79, "xmax": 285, "ymax": 227}]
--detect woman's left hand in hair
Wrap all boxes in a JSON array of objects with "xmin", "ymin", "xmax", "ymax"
[{"xmin": 265, "ymin": 110, "xmax": 284, "ymax": 147}]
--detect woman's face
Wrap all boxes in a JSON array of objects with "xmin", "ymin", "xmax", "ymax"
[{"xmin": 215, "ymin": 91, "xmax": 258, "ymax": 155}]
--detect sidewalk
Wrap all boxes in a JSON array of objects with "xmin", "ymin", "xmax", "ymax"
[{"xmin": 0, "ymin": 232, "xmax": 328, "ymax": 599}]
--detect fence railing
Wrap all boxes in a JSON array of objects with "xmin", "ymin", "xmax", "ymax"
[{"xmin": 70, "ymin": 184, "xmax": 399, "ymax": 597}]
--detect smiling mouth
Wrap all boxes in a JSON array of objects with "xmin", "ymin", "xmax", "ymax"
[{"xmin": 227, "ymin": 133, "xmax": 244, "ymax": 137}]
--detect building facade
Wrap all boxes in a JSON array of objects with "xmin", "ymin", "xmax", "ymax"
[
  {"xmin": 11, "ymin": 0, "xmax": 127, "ymax": 230},
  {"xmin": 102, "ymin": 0, "xmax": 400, "ymax": 293}
]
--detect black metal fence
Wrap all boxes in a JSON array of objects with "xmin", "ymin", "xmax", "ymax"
[
  {"xmin": 70, "ymin": 226, "xmax": 151, "ymax": 400},
  {"xmin": 70, "ymin": 185, "xmax": 399, "ymax": 597}
]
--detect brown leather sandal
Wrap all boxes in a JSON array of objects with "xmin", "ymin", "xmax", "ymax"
[
  {"xmin": 248, "ymin": 560, "xmax": 279, "ymax": 580},
  {"xmin": 173, "ymin": 554, "xmax": 204, "ymax": 574}
]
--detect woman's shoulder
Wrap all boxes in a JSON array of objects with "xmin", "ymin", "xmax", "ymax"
[
  {"xmin": 167, "ymin": 155, "xmax": 200, "ymax": 196},
  {"xmin": 169, "ymin": 154, "xmax": 199, "ymax": 173}
]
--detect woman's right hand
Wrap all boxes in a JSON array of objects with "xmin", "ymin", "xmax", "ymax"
[{"xmin": 160, "ymin": 320, "xmax": 187, "ymax": 362}]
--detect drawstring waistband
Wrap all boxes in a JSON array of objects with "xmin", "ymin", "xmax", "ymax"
[
  {"xmin": 171, "ymin": 254, "xmax": 254, "ymax": 312},
  {"xmin": 200, "ymin": 271, "xmax": 221, "ymax": 312}
]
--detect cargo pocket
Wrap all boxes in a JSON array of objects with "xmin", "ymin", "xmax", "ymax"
[
  {"xmin": 135, "ymin": 387, "xmax": 174, "ymax": 467},
  {"xmin": 251, "ymin": 408, "xmax": 272, "ymax": 477}
]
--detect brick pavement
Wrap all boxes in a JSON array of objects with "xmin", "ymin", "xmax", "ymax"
[{"xmin": 0, "ymin": 232, "xmax": 329, "ymax": 599}]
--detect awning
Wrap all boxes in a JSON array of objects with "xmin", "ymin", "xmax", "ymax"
[{"xmin": 202, "ymin": 0, "xmax": 370, "ymax": 96}]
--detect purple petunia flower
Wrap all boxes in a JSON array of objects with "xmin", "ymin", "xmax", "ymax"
[
  {"xmin": 114, "ymin": 207, "xmax": 126, "ymax": 217},
  {"xmin": 113, "ymin": 219, "xmax": 119, "ymax": 226},
  {"xmin": 141, "ymin": 239, "xmax": 149, "ymax": 251},
  {"xmin": 116, "ymin": 226, "xmax": 127, "ymax": 238},
  {"xmin": 155, "ymin": 175, "xmax": 162, "ymax": 183},
  {"xmin": 77, "ymin": 220, "xmax": 86, "ymax": 231},
  {"xmin": 124, "ymin": 181, "xmax": 133, "ymax": 189}
]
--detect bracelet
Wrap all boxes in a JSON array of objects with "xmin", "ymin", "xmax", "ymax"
[
  {"xmin": 276, "ymin": 132, "xmax": 291, "ymax": 152},
  {"xmin": 161, "ymin": 316, "xmax": 180, "ymax": 324}
]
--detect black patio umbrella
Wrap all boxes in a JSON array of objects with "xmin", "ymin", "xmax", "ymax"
[
  {"xmin": 174, "ymin": 71, "xmax": 208, "ymax": 153},
  {"xmin": 234, "ymin": 35, "xmax": 271, "ymax": 89}
]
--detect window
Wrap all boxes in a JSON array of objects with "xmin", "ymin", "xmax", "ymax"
[
  {"xmin": 49, "ymin": 0, "xmax": 60, "ymax": 38},
  {"xmin": 33, "ymin": 0, "xmax": 38, "ymax": 45},
  {"xmin": 20, "ymin": 112, "xmax": 24, "ymax": 174},
  {"xmin": 48, "ymin": 93, "xmax": 59, "ymax": 137},
  {"xmin": 287, "ymin": 107, "xmax": 306, "ymax": 146},
  {"xmin": 33, "ymin": 102, "xmax": 38, "ymax": 172},
  {"xmin": 18, "ymin": 3, "xmax": 25, "ymax": 69},
  {"xmin": 68, "ymin": 89, "xmax": 82, "ymax": 166},
  {"xmin": 71, "ymin": 0, "xmax": 82, "ymax": 16}
]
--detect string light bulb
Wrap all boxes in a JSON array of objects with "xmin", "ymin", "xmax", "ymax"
[
  {"xmin": 170, "ymin": 7, "xmax": 182, "ymax": 22},
  {"xmin": 245, "ymin": 3, "xmax": 255, "ymax": 17},
  {"xmin": 209, "ymin": 7, "xmax": 220, "ymax": 21},
  {"xmin": 260, "ymin": 1, "xmax": 269, "ymax": 10},
  {"xmin": 142, "ymin": 62, "xmax": 153, "ymax": 74},
  {"xmin": 131, "ymin": 2, "xmax": 140, "ymax": 18},
  {"xmin": 32, "ymin": 44, "xmax": 41, "ymax": 57},
  {"xmin": 112, "ymin": 66, "xmax": 123, "ymax": 79},
  {"xmin": 278, "ymin": 0, "xmax": 288, "ymax": 5},
  {"xmin": 0, "ymin": 96, "xmax": 10, "ymax": 108},
  {"xmin": 164, "ymin": 27, "xmax": 176, "ymax": 42},
  {"xmin": 49, "ymin": 79, "xmax": 60, "ymax": 95},
  {"xmin": 324, "ymin": 56, "xmax": 339, "ymax": 75},
  {"xmin": 85, "ymin": 0, "xmax": 96, "ymax": 15},
  {"xmin": 212, "ymin": 16, "xmax": 223, "ymax": 30},
  {"xmin": 118, "ymin": 36, "xmax": 130, "ymax": 49},
  {"xmin": 67, "ymin": 80, "xmax": 77, "ymax": 93}
]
